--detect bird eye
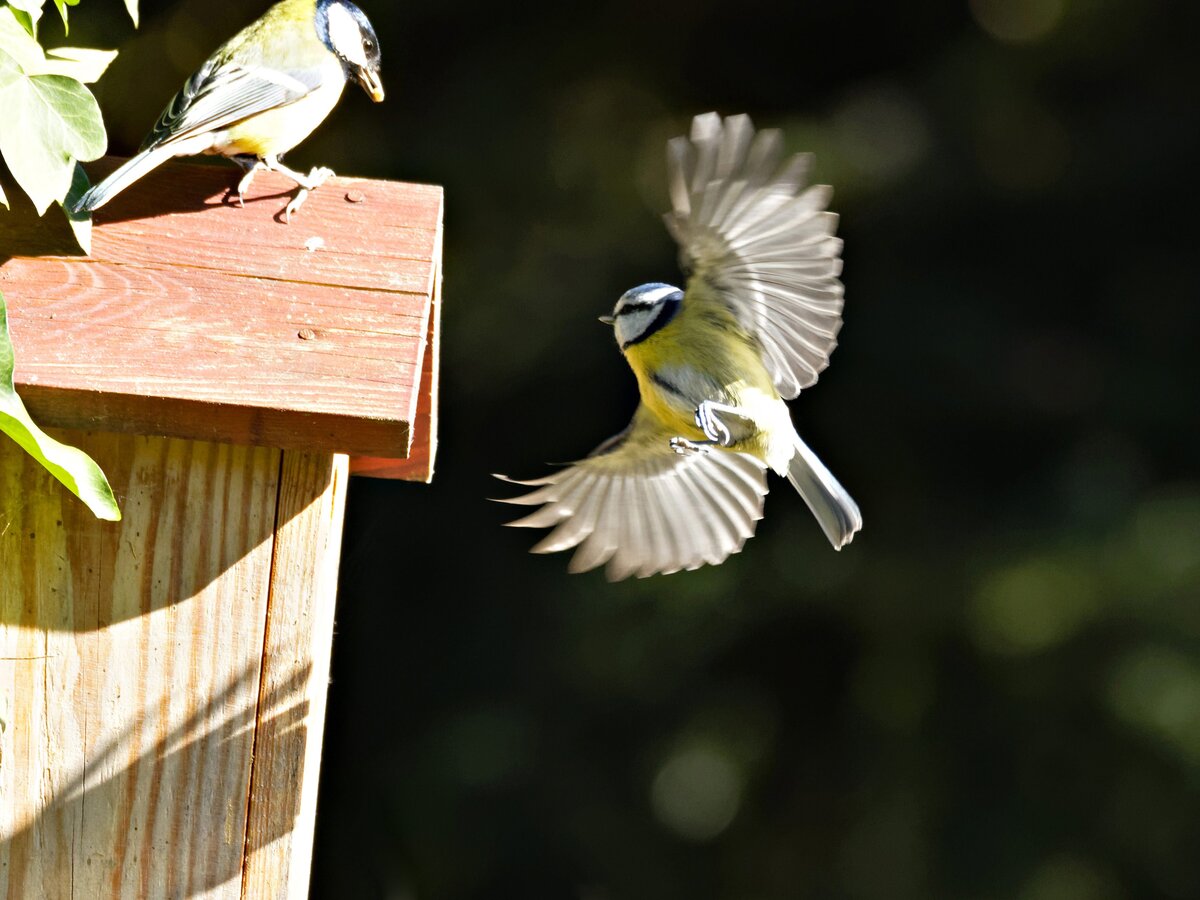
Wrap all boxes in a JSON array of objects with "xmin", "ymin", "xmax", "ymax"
[{"xmin": 363, "ymin": 39, "xmax": 374, "ymax": 51}]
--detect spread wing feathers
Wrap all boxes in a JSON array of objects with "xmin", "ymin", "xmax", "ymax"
[
  {"xmin": 664, "ymin": 112, "xmax": 846, "ymax": 399},
  {"xmin": 142, "ymin": 58, "xmax": 318, "ymax": 150},
  {"xmin": 496, "ymin": 408, "xmax": 769, "ymax": 580}
]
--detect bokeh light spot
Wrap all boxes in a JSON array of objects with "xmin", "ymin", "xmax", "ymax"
[
  {"xmin": 1133, "ymin": 487, "xmax": 1200, "ymax": 583},
  {"xmin": 1109, "ymin": 648, "xmax": 1200, "ymax": 767},
  {"xmin": 832, "ymin": 82, "xmax": 931, "ymax": 184},
  {"xmin": 970, "ymin": 0, "xmax": 1067, "ymax": 43},
  {"xmin": 650, "ymin": 743, "xmax": 743, "ymax": 842},
  {"xmin": 971, "ymin": 558, "xmax": 1100, "ymax": 653},
  {"xmin": 1019, "ymin": 854, "xmax": 1120, "ymax": 900}
]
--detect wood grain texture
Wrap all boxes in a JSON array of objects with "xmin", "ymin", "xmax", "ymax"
[
  {"xmin": 0, "ymin": 430, "xmax": 349, "ymax": 898},
  {"xmin": 0, "ymin": 158, "xmax": 442, "ymax": 468},
  {"xmin": 240, "ymin": 450, "xmax": 348, "ymax": 899},
  {"xmin": 349, "ymin": 227, "xmax": 442, "ymax": 482},
  {"xmin": 0, "ymin": 431, "xmax": 280, "ymax": 898}
]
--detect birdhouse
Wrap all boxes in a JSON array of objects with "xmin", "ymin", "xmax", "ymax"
[{"xmin": 0, "ymin": 159, "xmax": 442, "ymax": 897}]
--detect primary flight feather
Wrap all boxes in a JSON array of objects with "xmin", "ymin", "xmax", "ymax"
[{"xmin": 497, "ymin": 112, "xmax": 863, "ymax": 581}]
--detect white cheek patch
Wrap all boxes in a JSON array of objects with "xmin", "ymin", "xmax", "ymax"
[
  {"xmin": 326, "ymin": 3, "xmax": 369, "ymax": 67},
  {"xmin": 616, "ymin": 306, "xmax": 660, "ymax": 347}
]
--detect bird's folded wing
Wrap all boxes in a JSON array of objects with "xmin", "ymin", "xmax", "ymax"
[
  {"xmin": 142, "ymin": 59, "xmax": 320, "ymax": 150},
  {"xmin": 496, "ymin": 406, "xmax": 769, "ymax": 580},
  {"xmin": 664, "ymin": 112, "xmax": 845, "ymax": 400}
]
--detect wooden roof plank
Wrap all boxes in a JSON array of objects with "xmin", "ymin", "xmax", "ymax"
[{"xmin": 0, "ymin": 159, "xmax": 442, "ymax": 471}]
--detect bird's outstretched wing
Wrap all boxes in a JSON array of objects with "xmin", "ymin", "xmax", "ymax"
[
  {"xmin": 664, "ymin": 112, "xmax": 845, "ymax": 399},
  {"xmin": 496, "ymin": 406, "xmax": 769, "ymax": 581},
  {"xmin": 142, "ymin": 57, "xmax": 320, "ymax": 151}
]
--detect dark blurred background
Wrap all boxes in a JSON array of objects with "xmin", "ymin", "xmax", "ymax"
[{"xmin": 72, "ymin": 0, "xmax": 1200, "ymax": 896}]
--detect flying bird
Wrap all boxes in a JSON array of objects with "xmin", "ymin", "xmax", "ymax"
[{"xmin": 497, "ymin": 112, "xmax": 862, "ymax": 580}]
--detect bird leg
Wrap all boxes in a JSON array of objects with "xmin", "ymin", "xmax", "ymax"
[
  {"xmin": 261, "ymin": 155, "xmax": 335, "ymax": 222},
  {"xmin": 695, "ymin": 401, "xmax": 756, "ymax": 446},
  {"xmin": 669, "ymin": 437, "xmax": 711, "ymax": 456},
  {"xmin": 671, "ymin": 402, "xmax": 756, "ymax": 456},
  {"xmin": 230, "ymin": 156, "xmax": 267, "ymax": 208}
]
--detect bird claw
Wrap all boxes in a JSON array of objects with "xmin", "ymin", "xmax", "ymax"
[
  {"xmin": 696, "ymin": 404, "xmax": 733, "ymax": 446},
  {"xmin": 284, "ymin": 189, "xmax": 310, "ymax": 223},
  {"xmin": 305, "ymin": 166, "xmax": 335, "ymax": 188},
  {"xmin": 232, "ymin": 159, "xmax": 267, "ymax": 208},
  {"xmin": 283, "ymin": 167, "xmax": 335, "ymax": 222}
]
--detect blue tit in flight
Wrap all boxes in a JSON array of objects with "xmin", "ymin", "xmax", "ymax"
[
  {"xmin": 497, "ymin": 112, "xmax": 862, "ymax": 580},
  {"xmin": 71, "ymin": 0, "xmax": 384, "ymax": 221}
]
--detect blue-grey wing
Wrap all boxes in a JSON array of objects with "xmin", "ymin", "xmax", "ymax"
[
  {"xmin": 664, "ymin": 112, "xmax": 846, "ymax": 400},
  {"xmin": 496, "ymin": 405, "xmax": 769, "ymax": 580},
  {"xmin": 141, "ymin": 59, "xmax": 320, "ymax": 150}
]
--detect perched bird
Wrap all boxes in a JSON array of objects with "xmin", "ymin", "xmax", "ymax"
[
  {"xmin": 72, "ymin": 0, "xmax": 384, "ymax": 220},
  {"xmin": 497, "ymin": 112, "xmax": 862, "ymax": 581}
]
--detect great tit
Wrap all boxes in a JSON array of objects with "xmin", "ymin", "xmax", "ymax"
[
  {"xmin": 72, "ymin": 0, "xmax": 384, "ymax": 220},
  {"xmin": 498, "ymin": 113, "xmax": 863, "ymax": 580}
]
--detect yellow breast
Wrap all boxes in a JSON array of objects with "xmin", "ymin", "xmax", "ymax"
[
  {"xmin": 219, "ymin": 66, "xmax": 346, "ymax": 158},
  {"xmin": 622, "ymin": 283, "xmax": 787, "ymax": 462}
]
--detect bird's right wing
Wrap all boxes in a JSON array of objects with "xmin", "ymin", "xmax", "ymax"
[
  {"xmin": 496, "ymin": 406, "xmax": 769, "ymax": 581},
  {"xmin": 664, "ymin": 113, "xmax": 846, "ymax": 400},
  {"xmin": 141, "ymin": 57, "xmax": 320, "ymax": 150}
]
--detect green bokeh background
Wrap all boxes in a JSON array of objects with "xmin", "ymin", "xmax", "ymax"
[{"xmin": 71, "ymin": 0, "xmax": 1200, "ymax": 896}]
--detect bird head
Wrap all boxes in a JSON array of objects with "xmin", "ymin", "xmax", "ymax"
[
  {"xmin": 608, "ymin": 283, "xmax": 684, "ymax": 349},
  {"xmin": 318, "ymin": 0, "xmax": 385, "ymax": 102}
]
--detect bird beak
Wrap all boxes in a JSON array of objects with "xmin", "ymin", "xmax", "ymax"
[
  {"xmin": 599, "ymin": 315, "xmax": 615, "ymax": 325},
  {"xmin": 356, "ymin": 66, "xmax": 385, "ymax": 103}
]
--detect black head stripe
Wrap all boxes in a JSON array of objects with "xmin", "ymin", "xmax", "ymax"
[
  {"xmin": 621, "ymin": 290, "xmax": 683, "ymax": 347},
  {"xmin": 315, "ymin": 0, "xmax": 332, "ymax": 48}
]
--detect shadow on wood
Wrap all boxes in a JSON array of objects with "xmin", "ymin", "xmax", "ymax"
[
  {"xmin": 0, "ymin": 160, "xmax": 439, "ymax": 897},
  {"xmin": 0, "ymin": 157, "xmax": 442, "ymax": 475},
  {"xmin": 0, "ymin": 431, "xmax": 312, "ymax": 630},
  {"xmin": 0, "ymin": 438, "xmax": 349, "ymax": 898},
  {"xmin": 0, "ymin": 659, "xmax": 310, "ymax": 897}
]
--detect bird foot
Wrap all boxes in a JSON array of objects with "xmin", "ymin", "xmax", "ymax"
[
  {"xmin": 695, "ymin": 403, "xmax": 734, "ymax": 446},
  {"xmin": 233, "ymin": 162, "xmax": 266, "ymax": 208},
  {"xmin": 670, "ymin": 437, "xmax": 710, "ymax": 457},
  {"xmin": 283, "ymin": 167, "xmax": 335, "ymax": 223}
]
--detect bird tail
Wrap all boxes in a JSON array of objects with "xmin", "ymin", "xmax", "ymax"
[
  {"xmin": 786, "ymin": 434, "xmax": 862, "ymax": 550},
  {"xmin": 71, "ymin": 145, "xmax": 176, "ymax": 214}
]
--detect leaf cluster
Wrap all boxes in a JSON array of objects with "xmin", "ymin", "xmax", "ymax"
[
  {"xmin": 0, "ymin": 0, "xmax": 137, "ymax": 250},
  {"xmin": 0, "ymin": 0, "xmax": 134, "ymax": 520},
  {"xmin": 0, "ymin": 290, "xmax": 119, "ymax": 519}
]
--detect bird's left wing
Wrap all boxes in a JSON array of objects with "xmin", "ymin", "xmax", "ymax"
[
  {"xmin": 142, "ymin": 57, "xmax": 321, "ymax": 150},
  {"xmin": 496, "ymin": 406, "xmax": 769, "ymax": 580},
  {"xmin": 665, "ymin": 113, "xmax": 846, "ymax": 400}
]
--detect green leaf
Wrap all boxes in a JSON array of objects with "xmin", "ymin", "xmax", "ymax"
[
  {"xmin": 41, "ymin": 46, "xmax": 118, "ymax": 83},
  {"xmin": 1, "ymin": 9, "xmax": 118, "ymax": 81},
  {"xmin": 0, "ymin": 291, "xmax": 121, "ymax": 521},
  {"xmin": 61, "ymin": 160, "xmax": 89, "ymax": 251},
  {"xmin": 51, "ymin": 0, "xmax": 79, "ymax": 33},
  {"xmin": 0, "ymin": 49, "xmax": 106, "ymax": 214},
  {"xmin": 7, "ymin": 4, "xmax": 39, "ymax": 37},
  {"xmin": 6, "ymin": 0, "xmax": 46, "ymax": 16},
  {"xmin": 0, "ymin": 6, "xmax": 43, "ymax": 67},
  {"xmin": 123, "ymin": 0, "xmax": 137, "ymax": 28}
]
